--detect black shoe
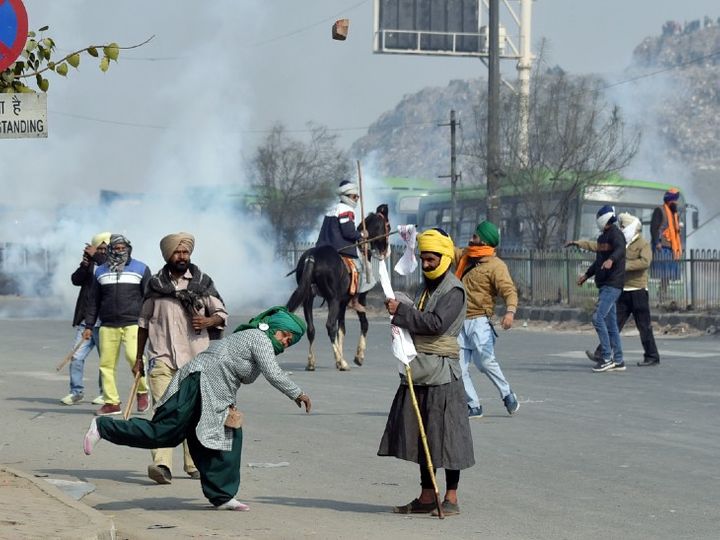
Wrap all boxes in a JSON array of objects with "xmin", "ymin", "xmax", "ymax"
[
  {"xmin": 592, "ymin": 359, "xmax": 615, "ymax": 372},
  {"xmin": 637, "ymin": 359, "xmax": 659, "ymax": 367}
]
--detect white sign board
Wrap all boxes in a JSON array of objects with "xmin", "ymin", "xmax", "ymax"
[{"xmin": 0, "ymin": 93, "xmax": 48, "ymax": 139}]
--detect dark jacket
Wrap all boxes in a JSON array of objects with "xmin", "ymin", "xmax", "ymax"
[
  {"xmin": 71, "ymin": 262, "xmax": 96, "ymax": 327},
  {"xmin": 85, "ymin": 257, "xmax": 151, "ymax": 328},
  {"xmin": 585, "ymin": 224, "xmax": 626, "ymax": 289},
  {"xmin": 315, "ymin": 202, "xmax": 362, "ymax": 258}
]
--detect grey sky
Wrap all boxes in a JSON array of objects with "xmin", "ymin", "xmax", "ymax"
[{"xmin": 2, "ymin": 0, "xmax": 717, "ymax": 205}]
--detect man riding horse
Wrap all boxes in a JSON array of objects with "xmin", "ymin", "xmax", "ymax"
[{"xmin": 315, "ymin": 180, "xmax": 368, "ymax": 313}]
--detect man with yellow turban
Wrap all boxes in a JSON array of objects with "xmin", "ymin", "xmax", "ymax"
[
  {"xmin": 379, "ymin": 228, "xmax": 474, "ymax": 517},
  {"xmin": 454, "ymin": 221, "xmax": 519, "ymax": 419},
  {"xmin": 60, "ymin": 232, "xmax": 110, "ymax": 406},
  {"xmin": 84, "ymin": 306, "xmax": 312, "ymax": 512},
  {"xmin": 132, "ymin": 232, "xmax": 228, "ymax": 485}
]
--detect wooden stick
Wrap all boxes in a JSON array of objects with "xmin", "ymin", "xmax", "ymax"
[
  {"xmin": 356, "ymin": 161, "xmax": 372, "ymax": 281},
  {"xmin": 404, "ymin": 364, "xmax": 444, "ymax": 519},
  {"xmin": 122, "ymin": 372, "xmax": 142, "ymax": 420},
  {"xmin": 55, "ymin": 338, "xmax": 87, "ymax": 372},
  {"xmin": 345, "ymin": 229, "xmax": 399, "ymax": 251}
]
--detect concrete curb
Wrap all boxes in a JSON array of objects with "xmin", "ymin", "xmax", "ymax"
[{"xmin": 0, "ymin": 467, "xmax": 116, "ymax": 540}]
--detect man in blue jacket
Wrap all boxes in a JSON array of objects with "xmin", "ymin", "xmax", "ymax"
[
  {"xmin": 83, "ymin": 234, "xmax": 152, "ymax": 415},
  {"xmin": 577, "ymin": 206, "xmax": 626, "ymax": 373}
]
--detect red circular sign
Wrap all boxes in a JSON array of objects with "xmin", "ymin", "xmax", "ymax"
[{"xmin": 0, "ymin": 0, "xmax": 29, "ymax": 72}]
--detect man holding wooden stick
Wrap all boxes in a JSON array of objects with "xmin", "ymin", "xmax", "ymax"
[
  {"xmin": 315, "ymin": 180, "xmax": 367, "ymax": 312},
  {"xmin": 378, "ymin": 228, "xmax": 474, "ymax": 517}
]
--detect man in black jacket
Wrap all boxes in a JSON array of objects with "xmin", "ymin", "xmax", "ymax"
[
  {"xmin": 577, "ymin": 206, "xmax": 626, "ymax": 373},
  {"xmin": 60, "ymin": 232, "xmax": 110, "ymax": 405}
]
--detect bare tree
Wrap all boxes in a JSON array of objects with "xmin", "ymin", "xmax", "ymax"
[
  {"xmin": 251, "ymin": 123, "xmax": 351, "ymax": 250},
  {"xmin": 468, "ymin": 57, "xmax": 640, "ymax": 249}
]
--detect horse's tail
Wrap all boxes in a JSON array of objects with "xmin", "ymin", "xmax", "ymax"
[{"xmin": 287, "ymin": 255, "xmax": 314, "ymax": 312}]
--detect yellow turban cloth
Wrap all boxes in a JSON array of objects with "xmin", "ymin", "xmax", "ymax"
[
  {"xmin": 417, "ymin": 229, "xmax": 455, "ymax": 280},
  {"xmin": 91, "ymin": 231, "xmax": 111, "ymax": 248},
  {"xmin": 160, "ymin": 232, "xmax": 195, "ymax": 262}
]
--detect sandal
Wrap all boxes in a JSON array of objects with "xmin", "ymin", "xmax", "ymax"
[
  {"xmin": 432, "ymin": 500, "xmax": 460, "ymax": 517},
  {"xmin": 392, "ymin": 498, "xmax": 436, "ymax": 514}
]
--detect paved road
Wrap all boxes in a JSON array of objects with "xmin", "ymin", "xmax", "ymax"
[{"xmin": 1, "ymin": 317, "xmax": 719, "ymax": 539}]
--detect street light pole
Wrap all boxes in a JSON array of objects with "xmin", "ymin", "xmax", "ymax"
[{"xmin": 487, "ymin": 0, "xmax": 501, "ymax": 225}]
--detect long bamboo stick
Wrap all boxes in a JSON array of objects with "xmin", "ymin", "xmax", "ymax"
[
  {"xmin": 356, "ymin": 161, "xmax": 373, "ymax": 282},
  {"xmin": 404, "ymin": 364, "xmax": 444, "ymax": 519}
]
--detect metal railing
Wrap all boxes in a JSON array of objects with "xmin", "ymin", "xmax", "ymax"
[{"xmin": 282, "ymin": 243, "xmax": 720, "ymax": 311}]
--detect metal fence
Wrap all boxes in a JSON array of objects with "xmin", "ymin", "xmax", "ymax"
[{"xmin": 283, "ymin": 243, "xmax": 720, "ymax": 311}]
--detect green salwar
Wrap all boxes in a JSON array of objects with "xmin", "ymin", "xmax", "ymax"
[{"xmin": 96, "ymin": 372, "xmax": 244, "ymax": 506}]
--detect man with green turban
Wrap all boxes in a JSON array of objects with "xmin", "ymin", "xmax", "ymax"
[
  {"xmin": 83, "ymin": 306, "xmax": 312, "ymax": 512},
  {"xmin": 454, "ymin": 221, "xmax": 520, "ymax": 418}
]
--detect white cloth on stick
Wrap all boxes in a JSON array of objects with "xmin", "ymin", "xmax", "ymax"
[
  {"xmin": 394, "ymin": 225, "xmax": 417, "ymax": 276},
  {"xmin": 378, "ymin": 261, "xmax": 417, "ymax": 367}
]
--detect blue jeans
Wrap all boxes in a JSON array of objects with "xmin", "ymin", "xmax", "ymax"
[
  {"xmin": 69, "ymin": 325, "xmax": 102, "ymax": 396},
  {"xmin": 458, "ymin": 317, "xmax": 512, "ymax": 409},
  {"xmin": 592, "ymin": 286, "xmax": 623, "ymax": 363}
]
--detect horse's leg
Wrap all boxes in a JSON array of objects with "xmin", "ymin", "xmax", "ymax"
[
  {"xmin": 337, "ymin": 302, "xmax": 346, "ymax": 359},
  {"xmin": 304, "ymin": 297, "xmax": 316, "ymax": 371},
  {"xmin": 327, "ymin": 299, "xmax": 350, "ymax": 371},
  {"xmin": 354, "ymin": 292, "xmax": 369, "ymax": 366}
]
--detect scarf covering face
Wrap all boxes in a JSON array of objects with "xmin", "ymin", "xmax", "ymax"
[
  {"xmin": 418, "ymin": 228, "xmax": 455, "ymax": 280},
  {"xmin": 337, "ymin": 180, "xmax": 359, "ymax": 208},
  {"xmin": 108, "ymin": 234, "xmax": 131, "ymax": 272},
  {"xmin": 160, "ymin": 232, "xmax": 195, "ymax": 262},
  {"xmin": 455, "ymin": 245, "xmax": 496, "ymax": 279},
  {"xmin": 234, "ymin": 306, "xmax": 307, "ymax": 355},
  {"xmin": 91, "ymin": 231, "xmax": 111, "ymax": 248},
  {"xmin": 596, "ymin": 205, "xmax": 617, "ymax": 231},
  {"xmin": 619, "ymin": 213, "xmax": 641, "ymax": 245}
]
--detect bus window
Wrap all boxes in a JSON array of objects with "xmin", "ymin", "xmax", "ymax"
[{"xmin": 423, "ymin": 209, "xmax": 439, "ymax": 227}]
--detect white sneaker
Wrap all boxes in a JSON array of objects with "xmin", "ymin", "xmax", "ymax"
[
  {"xmin": 215, "ymin": 498, "xmax": 250, "ymax": 511},
  {"xmin": 83, "ymin": 418, "xmax": 101, "ymax": 455},
  {"xmin": 60, "ymin": 393, "xmax": 83, "ymax": 405},
  {"xmin": 91, "ymin": 396, "xmax": 105, "ymax": 405}
]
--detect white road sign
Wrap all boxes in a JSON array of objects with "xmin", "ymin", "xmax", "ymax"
[{"xmin": 0, "ymin": 93, "xmax": 48, "ymax": 139}]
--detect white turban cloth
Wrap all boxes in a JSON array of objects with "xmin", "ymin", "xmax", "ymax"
[
  {"xmin": 160, "ymin": 232, "xmax": 195, "ymax": 262},
  {"xmin": 337, "ymin": 181, "xmax": 359, "ymax": 208},
  {"xmin": 618, "ymin": 212, "xmax": 641, "ymax": 245}
]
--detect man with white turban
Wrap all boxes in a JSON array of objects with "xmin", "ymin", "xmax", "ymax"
[
  {"xmin": 567, "ymin": 212, "xmax": 660, "ymax": 367},
  {"xmin": 574, "ymin": 205, "xmax": 627, "ymax": 373},
  {"xmin": 132, "ymin": 232, "xmax": 228, "ymax": 484},
  {"xmin": 316, "ymin": 180, "xmax": 368, "ymax": 311}
]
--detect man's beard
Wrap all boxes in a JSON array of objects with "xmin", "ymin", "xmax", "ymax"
[{"xmin": 169, "ymin": 260, "xmax": 189, "ymax": 273}]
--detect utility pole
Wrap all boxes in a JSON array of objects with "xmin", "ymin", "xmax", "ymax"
[
  {"xmin": 439, "ymin": 110, "xmax": 461, "ymax": 240},
  {"xmin": 486, "ymin": 0, "xmax": 501, "ymax": 225},
  {"xmin": 517, "ymin": 0, "xmax": 533, "ymax": 164}
]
